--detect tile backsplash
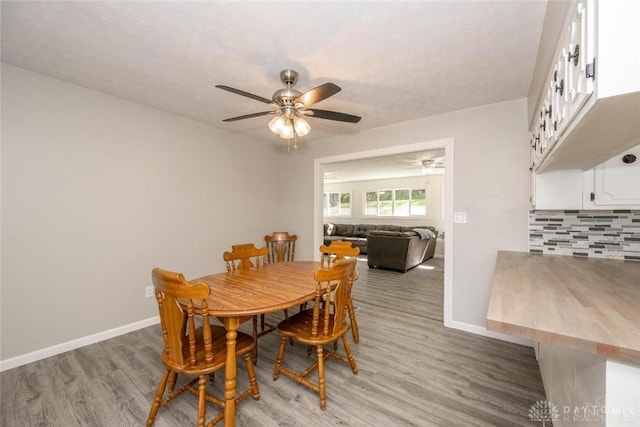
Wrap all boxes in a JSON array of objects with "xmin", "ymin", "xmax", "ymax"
[{"xmin": 529, "ymin": 210, "xmax": 640, "ymax": 261}]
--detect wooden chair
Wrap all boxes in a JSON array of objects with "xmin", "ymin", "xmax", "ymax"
[
  {"xmin": 265, "ymin": 231, "xmax": 302, "ymax": 317},
  {"xmin": 272, "ymin": 257, "xmax": 358, "ymax": 410},
  {"xmin": 223, "ymin": 243, "xmax": 268, "ymax": 272},
  {"xmin": 223, "ymin": 243, "xmax": 285, "ymax": 364},
  {"xmin": 147, "ymin": 268, "xmax": 259, "ymax": 427},
  {"xmin": 264, "ymin": 231, "xmax": 297, "ymax": 263},
  {"xmin": 320, "ymin": 240, "xmax": 361, "ymax": 344}
]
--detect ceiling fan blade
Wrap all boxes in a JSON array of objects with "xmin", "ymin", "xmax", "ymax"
[
  {"xmin": 222, "ymin": 111, "xmax": 275, "ymax": 122},
  {"xmin": 305, "ymin": 109, "xmax": 361, "ymax": 123},
  {"xmin": 294, "ymin": 83, "xmax": 341, "ymax": 107},
  {"xmin": 215, "ymin": 85, "xmax": 273, "ymax": 104}
]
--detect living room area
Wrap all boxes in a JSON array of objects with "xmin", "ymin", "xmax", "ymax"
[{"xmin": 321, "ymin": 148, "xmax": 446, "ymax": 272}]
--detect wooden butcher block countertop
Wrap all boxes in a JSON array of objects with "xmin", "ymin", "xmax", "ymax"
[{"xmin": 487, "ymin": 251, "xmax": 640, "ymax": 365}]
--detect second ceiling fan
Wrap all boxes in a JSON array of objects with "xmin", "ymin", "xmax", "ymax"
[{"xmin": 216, "ymin": 69, "xmax": 361, "ymax": 144}]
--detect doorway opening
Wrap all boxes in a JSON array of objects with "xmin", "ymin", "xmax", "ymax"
[{"xmin": 314, "ymin": 138, "xmax": 454, "ymax": 327}]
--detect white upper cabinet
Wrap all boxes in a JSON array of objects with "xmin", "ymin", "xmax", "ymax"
[
  {"xmin": 533, "ymin": 143, "xmax": 640, "ymax": 210},
  {"xmin": 531, "ymin": 0, "xmax": 640, "ymax": 173},
  {"xmin": 565, "ymin": 1, "xmax": 594, "ymax": 121},
  {"xmin": 584, "ymin": 144, "xmax": 640, "ymax": 207}
]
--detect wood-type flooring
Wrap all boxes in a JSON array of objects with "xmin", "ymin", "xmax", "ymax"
[{"xmin": 1, "ymin": 257, "xmax": 546, "ymax": 426}]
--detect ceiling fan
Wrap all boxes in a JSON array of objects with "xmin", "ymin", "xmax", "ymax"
[
  {"xmin": 407, "ymin": 159, "xmax": 445, "ymax": 175},
  {"xmin": 216, "ymin": 69, "xmax": 361, "ymax": 147}
]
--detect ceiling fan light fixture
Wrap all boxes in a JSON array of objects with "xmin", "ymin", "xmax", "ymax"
[
  {"xmin": 268, "ymin": 115, "xmax": 287, "ymax": 135},
  {"xmin": 279, "ymin": 119, "xmax": 295, "ymax": 139},
  {"xmin": 422, "ymin": 166, "xmax": 435, "ymax": 175},
  {"xmin": 293, "ymin": 116, "xmax": 310, "ymax": 137}
]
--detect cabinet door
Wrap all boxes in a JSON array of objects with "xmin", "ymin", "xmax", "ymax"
[
  {"xmin": 566, "ymin": 1, "xmax": 594, "ymax": 118},
  {"xmin": 542, "ymin": 86, "xmax": 556, "ymax": 149},
  {"xmin": 552, "ymin": 39, "xmax": 569, "ymax": 137},
  {"xmin": 530, "ymin": 169, "xmax": 536, "ymax": 207},
  {"xmin": 593, "ymin": 145, "xmax": 640, "ymax": 206},
  {"xmin": 531, "ymin": 117, "xmax": 543, "ymax": 165},
  {"xmin": 530, "ymin": 132, "xmax": 538, "ymax": 168}
]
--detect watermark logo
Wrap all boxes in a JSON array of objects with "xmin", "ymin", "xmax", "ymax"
[
  {"xmin": 528, "ymin": 397, "xmax": 638, "ymax": 424},
  {"xmin": 529, "ymin": 400, "xmax": 560, "ymax": 426}
]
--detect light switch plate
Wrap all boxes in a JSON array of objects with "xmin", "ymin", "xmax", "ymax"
[{"xmin": 454, "ymin": 212, "xmax": 467, "ymax": 223}]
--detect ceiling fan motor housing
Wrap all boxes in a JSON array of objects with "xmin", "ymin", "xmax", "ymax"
[
  {"xmin": 272, "ymin": 88, "xmax": 302, "ymax": 105},
  {"xmin": 272, "ymin": 69, "xmax": 301, "ymax": 105}
]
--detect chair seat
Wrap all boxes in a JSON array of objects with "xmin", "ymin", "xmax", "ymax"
[
  {"xmin": 276, "ymin": 309, "xmax": 349, "ymax": 345},
  {"xmin": 161, "ymin": 325, "xmax": 255, "ymax": 374}
]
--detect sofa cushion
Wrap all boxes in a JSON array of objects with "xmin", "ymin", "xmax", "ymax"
[
  {"xmin": 353, "ymin": 224, "xmax": 376, "ymax": 237},
  {"xmin": 377, "ymin": 224, "xmax": 401, "ymax": 232},
  {"xmin": 368, "ymin": 230, "xmax": 416, "ymax": 238},
  {"xmin": 334, "ymin": 224, "xmax": 354, "ymax": 237}
]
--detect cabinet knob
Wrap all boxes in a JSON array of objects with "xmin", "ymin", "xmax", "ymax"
[
  {"xmin": 568, "ymin": 44, "xmax": 580, "ymax": 66},
  {"xmin": 545, "ymin": 105, "xmax": 552, "ymax": 119}
]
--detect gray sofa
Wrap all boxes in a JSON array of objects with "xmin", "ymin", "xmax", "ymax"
[
  {"xmin": 323, "ymin": 223, "xmax": 438, "ymax": 272},
  {"xmin": 367, "ymin": 227, "xmax": 438, "ymax": 272}
]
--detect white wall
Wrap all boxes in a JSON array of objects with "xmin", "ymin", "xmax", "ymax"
[
  {"xmin": 279, "ymin": 98, "xmax": 530, "ymax": 330},
  {"xmin": 0, "ymin": 64, "xmax": 282, "ymax": 362},
  {"xmin": 323, "ymin": 174, "xmax": 445, "ymax": 232},
  {"xmin": 0, "ymin": 64, "xmax": 531, "ymax": 365}
]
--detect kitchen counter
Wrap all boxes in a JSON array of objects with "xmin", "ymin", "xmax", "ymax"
[{"xmin": 487, "ymin": 251, "xmax": 640, "ymax": 365}]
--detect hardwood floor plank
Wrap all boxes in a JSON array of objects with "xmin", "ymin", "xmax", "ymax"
[{"xmin": 1, "ymin": 258, "xmax": 546, "ymax": 426}]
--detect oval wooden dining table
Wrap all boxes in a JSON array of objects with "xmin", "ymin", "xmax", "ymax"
[{"xmin": 190, "ymin": 260, "xmax": 323, "ymax": 427}]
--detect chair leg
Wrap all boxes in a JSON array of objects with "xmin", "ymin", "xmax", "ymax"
[
  {"xmin": 252, "ymin": 315, "xmax": 259, "ymax": 365},
  {"xmin": 342, "ymin": 335, "xmax": 358, "ymax": 375},
  {"xmin": 260, "ymin": 313, "xmax": 266, "ymax": 332},
  {"xmin": 167, "ymin": 371, "xmax": 178, "ymax": 391},
  {"xmin": 316, "ymin": 345, "xmax": 327, "ymax": 410},
  {"xmin": 282, "ymin": 310, "xmax": 293, "ymax": 346},
  {"xmin": 243, "ymin": 353, "xmax": 261, "ymax": 400},
  {"xmin": 147, "ymin": 368, "xmax": 170, "ymax": 426},
  {"xmin": 197, "ymin": 375, "xmax": 207, "ymax": 427},
  {"xmin": 273, "ymin": 336, "xmax": 288, "ymax": 380},
  {"xmin": 347, "ymin": 298, "xmax": 359, "ymax": 344}
]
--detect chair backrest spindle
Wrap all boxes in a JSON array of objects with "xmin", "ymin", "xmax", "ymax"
[{"xmin": 265, "ymin": 231, "xmax": 297, "ymax": 263}]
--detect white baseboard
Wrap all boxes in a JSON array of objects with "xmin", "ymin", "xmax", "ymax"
[
  {"xmin": 0, "ymin": 316, "xmax": 160, "ymax": 372},
  {"xmin": 446, "ymin": 319, "xmax": 534, "ymax": 348},
  {"xmin": 1, "ymin": 317, "xmax": 532, "ymax": 372}
]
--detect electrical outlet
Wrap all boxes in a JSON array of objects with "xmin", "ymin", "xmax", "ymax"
[{"xmin": 145, "ymin": 285, "xmax": 155, "ymax": 298}]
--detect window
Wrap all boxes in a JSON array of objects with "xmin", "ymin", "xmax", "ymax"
[
  {"xmin": 364, "ymin": 188, "xmax": 426, "ymax": 217},
  {"xmin": 410, "ymin": 189, "xmax": 426, "ymax": 215},
  {"xmin": 323, "ymin": 192, "xmax": 351, "ymax": 217}
]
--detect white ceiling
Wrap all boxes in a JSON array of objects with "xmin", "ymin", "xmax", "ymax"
[
  {"xmin": 1, "ymin": 0, "xmax": 547, "ymax": 179},
  {"xmin": 324, "ymin": 149, "xmax": 446, "ymax": 183}
]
